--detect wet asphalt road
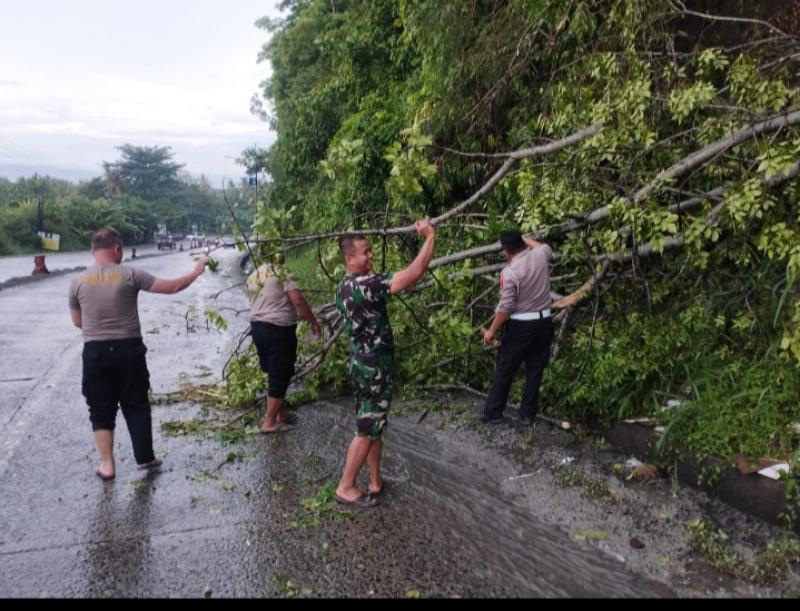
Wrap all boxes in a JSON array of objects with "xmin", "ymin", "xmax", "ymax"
[{"xmin": 0, "ymin": 248, "xmax": 675, "ymax": 598}]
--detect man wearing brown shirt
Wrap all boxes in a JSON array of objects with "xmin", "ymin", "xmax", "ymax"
[
  {"xmin": 479, "ymin": 230, "xmax": 554, "ymax": 426},
  {"xmin": 69, "ymin": 228, "xmax": 208, "ymax": 480},
  {"xmin": 247, "ymin": 259, "xmax": 321, "ymax": 434}
]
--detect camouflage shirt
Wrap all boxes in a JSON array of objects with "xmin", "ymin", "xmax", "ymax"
[{"xmin": 335, "ymin": 273, "xmax": 395, "ymax": 356}]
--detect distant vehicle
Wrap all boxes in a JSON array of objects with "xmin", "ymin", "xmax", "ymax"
[
  {"xmin": 172, "ymin": 232, "xmax": 185, "ymax": 240},
  {"xmin": 157, "ymin": 235, "xmax": 175, "ymax": 250},
  {"xmin": 187, "ymin": 233, "xmax": 206, "ymax": 242},
  {"xmin": 222, "ymin": 237, "xmax": 236, "ymax": 248}
]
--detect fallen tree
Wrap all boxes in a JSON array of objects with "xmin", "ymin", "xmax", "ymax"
[{"xmin": 213, "ymin": 1, "xmax": 800, "ymax": 505}]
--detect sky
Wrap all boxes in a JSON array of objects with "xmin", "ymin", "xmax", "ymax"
[{"xmin": 0, "ymin": 0, "xmax": 282, "ymax": 186}]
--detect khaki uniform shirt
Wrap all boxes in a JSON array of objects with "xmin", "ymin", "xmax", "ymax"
[
  {"xmin": 248, "ymin": 264, "xmax": 300, "ymax": 327},
  {"xmin": 496, "ymin": 245, "xmax": 553, "ymax": 315},
  {"xmin": 68, "ymin": 263, "xmax": 156, "ymax": 341}
]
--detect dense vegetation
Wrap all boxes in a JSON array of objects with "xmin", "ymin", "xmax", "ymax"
[
  {"xmin": 240, "ymin": 0, "xmax": 800, "ymax": 481},
  {"xmin": 0, "ymin": 145, "xmax": 255, "ymax": 254}
]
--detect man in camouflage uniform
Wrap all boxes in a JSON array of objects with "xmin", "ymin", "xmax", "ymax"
[{"xmin": 334, "ymin": 218, "xmax": 436, "ymax": 507}]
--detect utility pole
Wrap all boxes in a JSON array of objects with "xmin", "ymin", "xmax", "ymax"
[
  {"xmin": 36, "ymin": 176, "xmax": 44, "ymax": 232},
  {"xmin": 37, "ymin": 193, "xmax": 44, "ymax": 232},
  {"xmin": 249, "ymin": 142, "xmax": 259, "ymax": 201},
  {"xmin": 248, "ymin": 171, "xmax": 258, "ymax": 200}
]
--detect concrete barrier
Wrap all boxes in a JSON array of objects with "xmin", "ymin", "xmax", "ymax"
[{"xmin": 604, "ymin": 421, "xmax": 799, "ymax": 533}]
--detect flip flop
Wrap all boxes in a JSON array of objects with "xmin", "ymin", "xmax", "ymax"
[
  {"xmin": 261, "ymin": 423, "xmax": 293, "ymax": 435},
  {"xmin": 137, "ymin": 458, "xmax": 163, "ymax": 471},
  {"xmin": 335, "ymin": 493, "xmax": 378, "ymax": 508},
  {"xmin": 367, "ymin": 482, "xmax": 385, "ymax": 498},
  {"xmin": 95, "ymin": 468, "xmax": 115, "ymax": 481}
]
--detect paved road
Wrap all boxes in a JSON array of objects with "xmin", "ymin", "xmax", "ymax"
[
  {"xmin": 0, "ymin": 248, "xmax": 258, "ymax": 596},
  {"xmin": 0, "ymin": 249, "xmax": 678, "ymax": 598}
]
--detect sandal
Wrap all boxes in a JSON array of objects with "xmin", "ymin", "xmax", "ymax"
[{"xmin": 335, "ymin": 493, "xmax": 378, "ymax": 508}]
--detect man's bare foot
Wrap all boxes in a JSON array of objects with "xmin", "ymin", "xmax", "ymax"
[
  {"xmin": 96, "ymin": 461, "xmax": 115, "ymax": 480},
  {"xmin": 261, "ymin": 422, "xmax": 292, "ymax": 434},
  {"xmin": 261, "ymin": 418, "xmax": 279, "ymax": 432},
  {"xmin": 335, "ymin": 485, "xmax": 365, "ymax": 503},
  {"xmin": 368, "ymin": 479, "xmax": 384, "ymax": 497},
  {"xmin": 276, "ymin": 410, "xmax": 295, "ymax": 425},
  {"xmin": 335, "ymin": 486, "xmax": 377, "ymax": 507}
]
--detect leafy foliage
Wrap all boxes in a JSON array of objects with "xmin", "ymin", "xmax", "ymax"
[{"xmin": 248, "ymin": 1, "xmax": 800, "ymax": 469}]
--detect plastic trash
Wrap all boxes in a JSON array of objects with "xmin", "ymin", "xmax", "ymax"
[
  {"xmin": 661, "ymin": 399, "xmax": 684, "ymax": 411},
  {"xmin": 757, "ymin": 463, "xmax": 790, "ymax": 480},
  {"xmin": 625, "ymin": 458, "xmax": 643, "ymax": 470}
]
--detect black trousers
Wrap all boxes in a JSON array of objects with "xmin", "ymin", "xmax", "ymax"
[
  {"xmin": 82, "ymin": 337, "xmax": 154, "ymax": 464},
  {"xmin": 484, "ymin": 318, "xmax": 554, "ymax": 420},
  {"xmin": 251, "ymin": 321, "xmax": 297, "ymax": 398}
]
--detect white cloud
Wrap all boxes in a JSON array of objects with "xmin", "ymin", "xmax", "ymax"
[{"xmin": 0, "ymin": 0, "xmax": 281, "ymax": 184}]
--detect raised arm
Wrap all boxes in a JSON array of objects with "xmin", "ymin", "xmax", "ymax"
[
  {"xmin": 149, "ymin": 257, "xmax": 209, "ymax": 294},
  {"xmin": 389, "ymin": 218, "xmax": 436, "ymax": 295},
  {"xmin": 523, "ymin": 235, "xmax": 544, "ymax": 249}
]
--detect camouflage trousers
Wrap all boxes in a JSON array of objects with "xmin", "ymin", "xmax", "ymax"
[{"xmin": 347, "ymin": 350, "xmax": 394, "ymax": 440}]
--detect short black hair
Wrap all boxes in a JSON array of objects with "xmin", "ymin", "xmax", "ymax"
[
  {"xmin": 339, "ymin": 233, "xmax": 367, "ymax": 258},
  {"xmin": 91, "ymin": 227, "xmax": 123, "ymax": 250},
  {"xmin": 500, "ymin": 229, "xmax": 525, "ymax": 254}
]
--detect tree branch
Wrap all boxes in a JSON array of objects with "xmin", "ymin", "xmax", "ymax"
[
  {"xmin": 595, "ymin": 159, "xmax": 800, "ymax": 263},
  {"xmin": 551, "ymin": 262, "xmax": 611, "ymax": 309},
  {"xmin": 561, "ymin": 108, "xmax": 800, "ymax": 233},
  {"xmin": 238, "ymin": 123, "xmax": 602, "ymax": 245},
  {"xmin": 670, "ymin": 0, "xmax": 793, "ymax": 40},
  {"xmin": 408, "ymin": 384, "xmax": 488, "ymax": 399}
]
